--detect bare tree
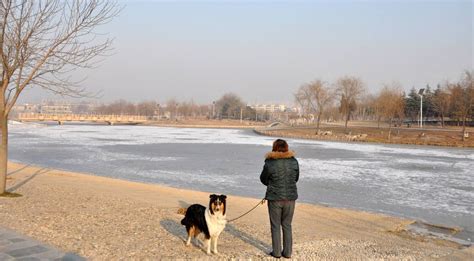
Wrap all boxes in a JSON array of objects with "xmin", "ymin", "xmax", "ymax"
[
  {"xmin": 178, "ymin": 101, "xmax": 193, "ymax": 119},
  {"xmin": 137, "ymin": 101, "xmax": 157, "ymax": 117},
  {"xmin": 295, "ymin": 79, "xmax": 333, "ymax": 132},
  {"xmin": 378, "ymin": 83, "xmax": 405, "ymax": 140},
  {"xmin": 468, "ymin": 74, "xmax": 474, "ymax": 121},
  {"xmin": 215, "ymin": 93, "xmax": 245, "ymax": 120},
  {"xmin": 447, "ymin": 71, "xmax": 474, "ymax": 140},
  {"xmin": 432, "ymin": 83, "xmax": 451, "ymax": 127},
  {"xmin": 165, "ymin": 99, "xmax": 179, "ymax": 120},
  {"xmin": 364, "ymin": 94, "xmax": 382, "ymax": 128},
  {"xmin": 336, "ymin": 76, "xmax": 365, "ymax": 131},
  {"xmin": 0, "ymin": 0, "xmax": 119, "ymax": 194},
  {"xmin": 94, "ymin": 100, "xmax": 136, "ymax": 115},
  {"xmin": 458, "ymin": 71, "xmax": 473, "ymax": 140},
  {"xmin": 198, "ymin": 104, "xmax": 211, "ymax": 118},
  {"xmin": 356, "ymin": 94, "xmax": 371, "ymax": 121},
  {"xmin": 294, "ymin": 88, "xmax": 311, "ymax": 123},
  {"xmin": 449, "ymin": 83, "xmax": 464, "ymax": 124}
]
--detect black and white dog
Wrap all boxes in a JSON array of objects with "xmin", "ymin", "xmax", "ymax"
[{"xmin": 180, "ymin": 194, "xmax": 227, "ymax": 254}]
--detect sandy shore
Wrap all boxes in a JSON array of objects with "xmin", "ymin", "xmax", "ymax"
[{"xmin": 1, "ymin": 162, "xmax": 472, "ymax": 260}]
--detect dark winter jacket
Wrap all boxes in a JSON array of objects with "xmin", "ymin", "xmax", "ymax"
[{"xmin": 260, "ymin": 151, "xmax": 299, "ymax": 201}]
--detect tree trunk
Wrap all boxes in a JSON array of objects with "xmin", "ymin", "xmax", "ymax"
[
  {"xmin": 344, "ymin": 112, "xmax": 349, "ymax": 132},
  {"xmin": 388, "ymin": 118, "xmax": 392, "ymax": 141},
  {"xmin": 316, "ymin": 112, "xmax": 322, "ymax": 133},
  {"xmin": 462, "ymin": 114, "xmax": 467, "ymax": 141},
  {"xmin": 0, "ymin": 114, "xmax": 7, "ymax": 194},
  {"xmin": 440, "ymin": 112, "xmax": 445, "ymax": 128}
]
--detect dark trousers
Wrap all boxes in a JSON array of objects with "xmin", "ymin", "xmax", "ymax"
[{"xmin": 267, "ymin": 200, "xmax": 295, "ymax": 257}]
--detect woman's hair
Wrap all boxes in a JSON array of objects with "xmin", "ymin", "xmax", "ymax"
[{"xmin": 272, "ymin": 139, "xmax": 289, "ymax": 152}]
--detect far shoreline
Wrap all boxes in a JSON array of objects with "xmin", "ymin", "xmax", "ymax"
[
  {"xmin": 252, "ymin": 128, "xmax": 474, "ymax": 150},
  {"xmin": 145, "ymin": 121, "xmax": 474, "ymax": 148}
]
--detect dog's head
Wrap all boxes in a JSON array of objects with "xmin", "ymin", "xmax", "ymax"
[{"xmin": 209, "ymin": 194, "xmax": 227, "ymax": 216}]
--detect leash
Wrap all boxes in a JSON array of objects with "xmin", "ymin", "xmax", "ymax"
[{"xmin": 227, "ymin": 198, "xmax": 266, "ymax": 223}]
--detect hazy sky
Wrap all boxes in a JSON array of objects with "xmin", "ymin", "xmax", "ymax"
[{"xmin": 21, "ymin": 0, "xmax": 473, "ymax": 105}]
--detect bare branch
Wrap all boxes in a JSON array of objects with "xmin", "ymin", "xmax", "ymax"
[
  {"xmin": 294, "ymin": 79, "xmax": 334, "ymax": 129},
  {"xmin": 1, "ymin": 0, "xmax": 120, "ymax": 115}
]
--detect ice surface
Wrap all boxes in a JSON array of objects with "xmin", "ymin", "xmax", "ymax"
[{"xmin": 8, "ymin": 122, "xmax": 474, "ymax": 242}]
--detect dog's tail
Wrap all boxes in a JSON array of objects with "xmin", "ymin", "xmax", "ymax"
[{"xmin": 177, "ymin": 207, "xmax": 187, "ymax": 215}]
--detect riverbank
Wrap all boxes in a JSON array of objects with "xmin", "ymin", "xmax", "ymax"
[
  {"xmin": 142, "ymin": 119, "xmax": 474, "ymax": 147},
  {"xmin": 1, "ymin": 162, "xmax": 472, "ymax": 260},
  {"xmin": 142, "ymin": 119, "xmax": 265, "ymax": 129},
  {"xmin": 254, "ymin": 123, "xmax": 474, "ymax": 148}
]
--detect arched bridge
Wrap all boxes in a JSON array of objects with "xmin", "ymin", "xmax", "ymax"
[
  {"xmin": 18, "ymin": 113, "xmax": 147, "ymax": 125},
  {"xmin": 267, "ymin": 122, "xmax": 287, "ymax": 128}
]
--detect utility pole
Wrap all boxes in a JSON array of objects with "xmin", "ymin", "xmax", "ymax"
[
  {"xmin": 156, "ymin": 103, "xmax": 160, "ymax": 120},
  {"xmin": 240, "ymin": 107, "xmax": 243, "ymax": 123},
  {"xmin": 418, "ymin": 88, "xmax": 425, "ymax": 128},
  {"xmin": 420, "ymin": 95, "xmax": 423, "ymax": 128},
  {"xmin": 212, "ymin": 101, "xmax": 215, "ymax": 119},
  {"xmin": 175, "ymin": 103, "xmax": 179, "ymax": 121}
]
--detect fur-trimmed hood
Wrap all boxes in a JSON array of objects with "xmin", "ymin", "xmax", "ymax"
[{"xmin": 265, "ymin": 150, "xmax": 296, "ymax": 160}]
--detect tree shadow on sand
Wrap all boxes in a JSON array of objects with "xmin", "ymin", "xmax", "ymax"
[
  {"xmin": 7, "ymin": 164, "xmax": 31, "ymax": 176},
  {"xmin": 7, "ymin": 167, "xmax": 50, "ymax": 193}
]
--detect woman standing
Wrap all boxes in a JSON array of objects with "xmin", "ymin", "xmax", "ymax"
[{"xmin": 260, "ymin": 139, "xmax": 299, "ymax": 259}]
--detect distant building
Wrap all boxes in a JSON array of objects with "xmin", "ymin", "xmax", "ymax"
[
  {"xmin": 40, "ymin": 104, "xmax": 73, "ymax": 114},
  {"xmin": 250, "ymin": 104, "xmax": 287, "ymax": 113},
  {"xmin": 70, "ymin": 102, "xmax": 98, "ymax": 114},
  {"xmin": 37, "ymin": 100, "xmax": 100, "ymax": 114},
  {"xmin": 12, "ymin": 104, "xmax": 40, "ymax": 114}
]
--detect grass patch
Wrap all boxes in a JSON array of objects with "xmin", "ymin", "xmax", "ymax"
[{"xmin": 0, "ymin": 192, "xmax": 22, "ymax": 198}]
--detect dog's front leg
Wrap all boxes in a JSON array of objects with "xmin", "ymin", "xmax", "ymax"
[
  {"xmin": 212, "ymin": 236, "xmax": 218, "ymax": 254},
  {"xmin": 186, "ymin": 226, "xmax": 194, "ymax": 246},
  {"xmin": 185, "ymin": 235, "xmax": 191, "ymax": 246},
  {"xmin": 206, "ymin": 238, "xmax": 211, "ymax": 255}
]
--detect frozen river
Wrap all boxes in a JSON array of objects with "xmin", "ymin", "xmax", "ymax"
[{"xmin": 8, "ymin": 122, "xmax": 474, "ymax": 244}]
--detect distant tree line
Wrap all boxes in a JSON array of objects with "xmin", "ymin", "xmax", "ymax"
[
  {"xmin": 294, "ymin": 71, "xmax": 474, "ymax": 137},
  {"xmin": 93, "ymin": 100, "xmax": 211, "ymax": 119},
  {"xmin": 92, "ymin": 94, "xmax": 258, "ymax": 121},
  {"xmin": 75, "ymin": 71, "xmax": 474, "ymax": 134},
  {"xmin": 403, "ymin": 72, "xmax": 473, "ymax": 129}
]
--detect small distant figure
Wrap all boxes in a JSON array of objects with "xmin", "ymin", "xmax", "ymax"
[{"xmin": 260, "ymin": 139, "xmax": 299, "ymax": 259}]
